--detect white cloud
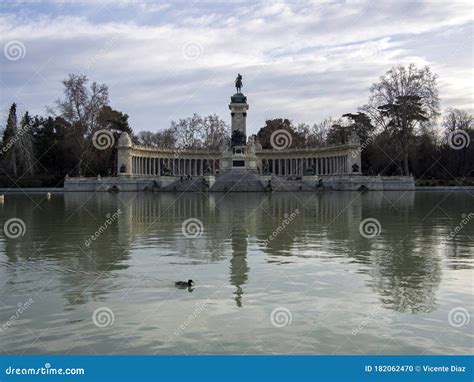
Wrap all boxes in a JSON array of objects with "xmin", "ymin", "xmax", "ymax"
[{"xmin": 0, "ymin": 0, "xmax": 472, "ymax": 134}]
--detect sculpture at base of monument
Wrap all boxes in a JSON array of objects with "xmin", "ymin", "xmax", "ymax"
[
  {"xmin": 262, "ymin": 161, "xmax": 270, "ymax": 175},
  {"xmin": 231, "ymin": 130, "xmax": 246, "ymax": 147},
  {"xmin": 161, "ymin": 165, "xmax": 172, "ymax": 176},
  {"xmin": 247, "ymin": 135, "xmax": 256, "ymax": 154},
  {"xmin": 352, "ymin": 163, "xmax": 360, "ymax": 173},
  {"xmin": 305, "ymin": 165, "xmax": 316, "ymax": 176}
]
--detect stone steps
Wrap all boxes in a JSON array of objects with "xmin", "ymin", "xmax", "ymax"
[
  {"xmin": 210, "ymin": 170, "xmax": 265, "ymax": 192},
  {"xmin": 160, "ymin": 178, "xmax": 209, "ymax": 192},
  {"xmin": 269, "ymin": 175, "xmax": 317, "ymax": 191}
]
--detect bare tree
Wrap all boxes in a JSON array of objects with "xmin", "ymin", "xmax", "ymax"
[
  {"xmin": 200, "ymin": 114, "xmax": 229, "ymax": 150},
  {"xmin": 52, "ymin": 74, "xmax": 109, "ymax": 175},
  {"xmin": 442, "ymin": 107, "xmax": 473, "ymax": 135},
  {"xmin": 171, "ymin": 114, "xmax": 203, "ymax": 149},
  {"xmin": 308, "ymin": 118, "xmax": 340, "ymax": 147},
  {"xmin": 156, "ymin": 128, "xmax": 178, "ymax": 149},
  {"xmin": 363, "ymin": 64, "xmax": 440, "ymax": 175},
  {"xmin": 137, "ymin": 131, "xmax": 156, "ymax": 146}
]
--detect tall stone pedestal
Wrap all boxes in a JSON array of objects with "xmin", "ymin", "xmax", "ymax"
[{"xmin": 220, "ymin": 92, "xmax": 258, "ymax": 172}]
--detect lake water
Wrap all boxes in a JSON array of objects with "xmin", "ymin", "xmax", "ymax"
[{"xmin": 0, "ymin": 191, "xmax": 472, "ymax": 355}]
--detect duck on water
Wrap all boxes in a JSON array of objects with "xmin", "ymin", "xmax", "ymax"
[{"xmin": 175, "ymin": 280, "xmax": 194, "ymax": 288}]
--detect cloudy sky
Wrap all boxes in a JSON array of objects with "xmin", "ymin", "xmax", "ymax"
[{"xmin": 0, "ymin": 0, "xmax": 473, "ymax": 135}]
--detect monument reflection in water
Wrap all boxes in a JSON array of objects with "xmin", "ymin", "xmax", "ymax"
[{"xmin": 0, "ymin": 192, "xmax": 472, "ymax": 354}]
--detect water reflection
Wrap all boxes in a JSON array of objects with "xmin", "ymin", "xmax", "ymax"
[{"xmin": 0, "ymin": 191, "xmax": 472, "ymax": 315}]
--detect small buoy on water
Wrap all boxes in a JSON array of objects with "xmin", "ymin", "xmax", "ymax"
[
  {"xmin": 0, "ymin": 195, "xmax": 4, "ymax": 203},
  {"xmin": 46, "ymin": 192, "xmax": 52, "ymax": 200}
]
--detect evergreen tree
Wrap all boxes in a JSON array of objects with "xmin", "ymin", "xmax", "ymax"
[
  {"xmin": 16, "ymin": 112, "xmax": 35, "ymax": 176},
  {"xmin": 2, "ymin": 103, "xmax": 18, "ymax": 177}
]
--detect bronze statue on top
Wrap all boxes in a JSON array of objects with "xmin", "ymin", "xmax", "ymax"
[{"xmin": 235, "ymin": 73, "xmax": 243, "ymax": 93}]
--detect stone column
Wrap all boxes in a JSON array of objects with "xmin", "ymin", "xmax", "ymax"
[
  {"xmin": 117, "ymin": 132, "xmax": 133, "ymax": 176},
  {"xmin": 229, "ymin": 93, "xmax": 249, "ymax": 141},
  {"xmin": 348, "ymin": 133, "xmax": 362, "ymax": 174}
]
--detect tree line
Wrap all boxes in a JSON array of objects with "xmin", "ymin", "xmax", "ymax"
[{"xmin": 1, "ymin": 64, "xmax": 472, "ymax": 187}]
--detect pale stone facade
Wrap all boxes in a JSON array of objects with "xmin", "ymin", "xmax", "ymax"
[
  {"xmin": 64, "ymin": 90, "xmax": 414, "ymax": 191},
  {"xmin": 117, "ymin": 137, "xmax": 362, "ymax": 178},
  {"xmin": 116, "ymin": 92, "xmax": 362, "ymax": 178}
]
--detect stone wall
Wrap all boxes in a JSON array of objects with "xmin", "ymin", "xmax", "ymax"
[{"xmin": 64, "ymin": 174, "xmax": 415, "ymax": 192}]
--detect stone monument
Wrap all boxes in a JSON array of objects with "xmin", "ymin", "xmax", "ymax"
[{"xmin": 221, "ymin": 74, "xmax": 258, "ymax": 171}]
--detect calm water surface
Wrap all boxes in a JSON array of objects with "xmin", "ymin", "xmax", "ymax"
[{"xmin": 0, "ymin": 191, "xmax": 472, "ymax": 354}]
